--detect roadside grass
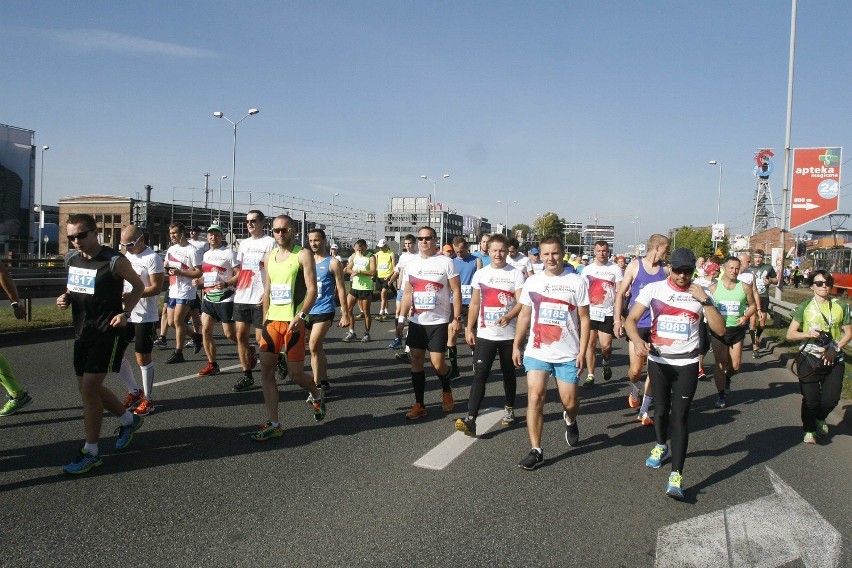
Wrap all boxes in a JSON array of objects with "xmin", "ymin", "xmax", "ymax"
[{"xmin": 0, "ymin": 305, "xmax": 72, "ymax": 333}]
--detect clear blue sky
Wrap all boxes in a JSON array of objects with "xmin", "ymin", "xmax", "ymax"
[{"xmin": 4, "ymin": 0, "xmax": 850, "ymax": 250}]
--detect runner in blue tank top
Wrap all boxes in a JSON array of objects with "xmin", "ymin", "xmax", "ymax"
[{"xmin": 614, "ymin": 234, "xmax": 670, "ymax": 426}]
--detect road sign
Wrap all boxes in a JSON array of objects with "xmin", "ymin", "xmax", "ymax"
[
  {"xmin": 790, "ymin": 147, "xmax": 842, "ymax": 230},
  {"xmin": 655, "ymin": 467, "xmax": 842, "ymax": 567}
]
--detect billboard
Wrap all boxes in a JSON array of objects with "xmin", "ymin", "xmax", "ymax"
[
  {"xmin": 790, "ymin": 147, "xmax": 842, "ymax": 230},
  {"xmin": 0, "ymin": 124, "xmax": 35, "ymax": 252}
]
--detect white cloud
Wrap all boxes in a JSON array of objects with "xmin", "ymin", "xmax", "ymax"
[{"xmin": 51, "ymin": 28, "xmax": 217, "ymax": 58}]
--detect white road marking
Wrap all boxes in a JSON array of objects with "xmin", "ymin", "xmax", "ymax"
[
  {"xmin": 154, "ymin": 364, "xmax": 245, "ymax": 387},
  {"xmin": 655, "ymin": 466, "xmax": 842, "ymax": 568},
  {"xmin": 413, "ymin": 407, "xmax": 503, "ymax": 470}
]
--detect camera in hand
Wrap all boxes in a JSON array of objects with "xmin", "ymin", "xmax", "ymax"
[{"xmin": 813, "ymin": 330, "xmax": 833, "ymax": 349}]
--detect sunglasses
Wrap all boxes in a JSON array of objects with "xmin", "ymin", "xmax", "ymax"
[
  {"xmin": 272, "ymin": 227, "xmax": 290, "ymax": 234},
  {"xmin": 121, "ymin": 236, "xmax": 142, "ymax": 248},
  {"xmin": 67, "ymin": 230, "xmax": 92, "ymax": 242},
  {"xmin": 417, "ymin": 236, "xmax": 435, "ymax": 241},
  {"xmin": 671, "ymin": 267, "xmax": 693, "ymax": 275},
  {"xmin": 812, "ymin": 281, "xmax": 829, "ymax": 288}
]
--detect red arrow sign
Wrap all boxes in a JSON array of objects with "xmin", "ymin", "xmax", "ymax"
[{"xmin": 790, "ymin": 147, "xmax": 842, "ymax": 230}]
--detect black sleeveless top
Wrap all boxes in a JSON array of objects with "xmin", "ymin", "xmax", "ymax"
[{"xmin": 65, "ymin": 247, "xmax": 125, "ymax": 339}]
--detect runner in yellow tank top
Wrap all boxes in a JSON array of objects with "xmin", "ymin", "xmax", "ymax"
[
  {"xmin": 374, "ymin": 239, "xmax": 396, "ymax": 321},
  {"xmin": 252, "ymin": 214, "xmax": 323, "ymax": 442}
]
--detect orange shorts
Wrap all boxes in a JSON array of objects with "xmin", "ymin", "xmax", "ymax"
[{"xmin": 259, "ymin": 320, "xmax": 305, "ymax": 362}]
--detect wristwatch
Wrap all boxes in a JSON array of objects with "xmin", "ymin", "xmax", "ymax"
[
  {"xmin": 699, "ymin": 297, "xmax": 714, "ymax": 307},
  {"xmin": 297, "ymin": 311, "xmax": 309, "ymax": 321},
  {"xmin": 10, "ymin": 301, "xmax": 19, "ymax": 308},
  {"xmin": 454, "ymin": 315, "xmax": 463, "ymax": 322},
  {"xmin": 123, "ymin": 311, "xmax": 132, "ymax": 318}
]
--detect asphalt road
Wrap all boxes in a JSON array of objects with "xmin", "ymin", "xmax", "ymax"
[{"xmin": 1, "ymin": 311, "xmax": 850, "ymax": 568}]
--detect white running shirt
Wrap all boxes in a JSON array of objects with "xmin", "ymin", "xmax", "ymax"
[
  {"xmin": 581, "ymin": 262, "xmax": 623, "ymax": 320},
  {"xmin": 406, "ymin": 254, "xmax": 458, "ymax": 326},
  {"xmin": 124, "ymin": 247, "xmax": 164, "ymax": 323},
  {"xmin": 471, "ymin": 264, "xmax": 525, "ymax": 341},
  {"xmin": 234, "ymin": 235, "xmax": 275, "ymax": 304},
  {"xmin": 165, "ymin": 243, "xmax": 202, "ymax": 301},
  {"xmin": 520, "ymin": 269, "xmax": 589, "ymax": 363},
  {"xmin": 635, "ymin": 278, "xmax": 706, "ymax": 366}
]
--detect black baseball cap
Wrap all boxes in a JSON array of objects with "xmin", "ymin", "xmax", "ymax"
[{"xmin": 669, "ymin": 248, "xmax": 697, "ymax": 270}]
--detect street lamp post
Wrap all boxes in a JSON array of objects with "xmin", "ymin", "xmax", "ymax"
[
  {"xmin": 709, "ymin": 160, "xmax": 723, "ymax": 249},
  {"xmin": 331, "ymin": 192, "xmax": 340, "ymax": 243},
  {"xmin": 496, "ymin": 199, "xmax": 518, "ymax": 237},
  {"xmin": 213, "ymin": 108, "xmax": 259, "ymax": 245},
  {"xmin": 37, "ymin": 145, "xmax": 49, "ymax": 258},
  {"xmin": 420, "ymin": 174, "xmax": 450, "ymax": 244},
  {"xmin": 217, "ymin": 175, "xmax": 228, "ymax": 224}
]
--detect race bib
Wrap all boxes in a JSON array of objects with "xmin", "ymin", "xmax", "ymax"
[
  {"xmin": 354, "ymin": 257, "xmax": 368, "ymax": 271},
  {"xmin": 378, "ymin": 262, "xmax": 389, "ymax": 271},
  {"xmin": 483, "ymin": 306, "xmax": 507, "ymax": 327},
  {"xmin": 538, "ymin": 301, "xmax": 568, "ymax": 327},
  {"xmin": 123, "ymin": 281, "xmax": 133, "ymax": 294},
  {"xmin": 242, "ymin": 253, "xmax": 262, "ymax": 272},
  {"xmin": 589, "ymin": 306, "xmax": 606, "ymax": 322},
  {"xmin": 203, "ymin": 272, "xmax": 218, "ymax": 288},
  {"xmin": 657, "ymin": 315, "xmax": 690, "ymax": 341},
  {"xmin": 718, "ymin": 300, "xmax": 741, "ymax": 317},
  {"xmin": 461, "ymin": 285, "xmax": 473, "ymax": 301},
  {"xmin": 316, "ymin": 278, "xmax": 323, "ymax": 299},
  {"xmin": 413, "ymin": 291, "xmax": 437, "ymax": 310},
  {"xmin": 68, "ymin": 267, "xmax": 96, "ymax": 295},
  {"xmin": 270, "ymin": 283, "xmax": 292, "ymax": 305}
]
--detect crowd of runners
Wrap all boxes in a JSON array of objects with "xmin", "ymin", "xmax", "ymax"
[{"xmin": 1, "ymin": 212, "xmax": 849, "ymax": 500}]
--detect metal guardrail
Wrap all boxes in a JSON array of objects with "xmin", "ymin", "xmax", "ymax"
[{"xmin": 768, "ymin": 297, "xmax": 797, "ymax": 327}]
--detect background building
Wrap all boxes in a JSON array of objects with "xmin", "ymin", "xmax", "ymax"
[{"xmin": 0, "ymin": 124, "xmax": 35, "ymax": 255}]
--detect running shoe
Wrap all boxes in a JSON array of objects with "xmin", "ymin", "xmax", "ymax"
[
  {"xmin": 442, "ymin": 390, "xmax": 454, "ymax": 413},
  {"xmin": 376, "ymin": 314, "xmax": 388, "ymax": 322},
  {"xmin": 133, "ymin": 398, "xmax": 154, "ymax": 416},
  {"xmin": 62, "ymin": 449, "xmax": 103, "ymax": 475},
  {"xmin": 115, "ymin": 414, "xmax": 144, "ymax": 450},
  {"xmin": 564, "ymin": 412, "xmax": 580, "ymax": 447},
  {"xmin": 666, "ymin": 472, "xmax": 684, "ymax": 499},
  {"xmin": 752, "ymin": 348, "xmax": 760, "ymax": 359},
  {"xmin": 249, "ymin": 345, "xmax": 258, "ymax": 370},
  {"xmin": 184, "ymin": 337, "xmax": 195, "ymax": 349},
  {"xmin": 354, "ymin": 312, "xmax": 364, "ymax": 320},
  {"xmin": 153, "ymin": 336, "xmax": 168, "ymax": 349},
  {"xmin": 603, "ymin": 364, "xmax": 612, "ymax": 381},
  {"xmin": 361, "ymin": 332, "xmax": 371, "ymax": 342},
  {"xmin": 251, "ymin": 421, "xmax": 283, "ymax": 442},
  {"xmin": 518, "ymin": 449, "xmax": 544, "ymax": 471},
  {"xmin": 342, "ymin": 330, "xmax": 357, "ymax": 342},
  {"xmin": 233, "ymin": 376, "xmax": 254, "ymax": 392},
  {"xmin": 165, "ymin": 351, "xmax": 185, "ymax": 364},
  {"xmin": 192, "ymin": 333, "xmax": 203, "ymax": 355},
  {"xmin": 395, "ymin": 351, "xmax": 411, "ymax": 362},
  {"xmin": 405, "ymin": 403, "xmax": 428, "ymax": 420},
  {"xmin": 320, "ymin": 380, "xmax": 332, "ymax": 394},
  {"xmin": 714, "ymin": 393, "xmax": 727, "ymax": 409},
  {"xmin": 639, "ymin": 412, "xmax": 654, "ymax": 426},
  {"xmin": 697, "ymin": 368, "xmax": 708, "ymax": 381},
  {"xmin": 198, "ymin": 362, "xmax": 220, "ymax": 376},
  {"xmin": 122, "ymin": 390, "xmax": 143, "ymax": 410},
  {"xmin": 501, "ymin": 406, "xmax": 516, "ymax": 426},
  {"xmin": 628, "ymin": 389, "xmax": 641, "ymax": 409},
  {"xmin": 312, "ymin": 396, "xmax": 326, "ymax": 421},
  {"xmin": 816, "ymin": 420, "xmax": 828, "ymax": 436},
  {"xmin": 275, "ymin": 356, "xmax": 287, "ymax": 382},
  {"xmin": 455, "ymin": 416, "xmax": 476, "ymax": 437},
  {"xmin": 582, "ymin": 375, "xmax": 595, "ymax": 389},
  {"xmin": 645, "ymin": 443, "xmax": 669, "ymax": 468},
  {"xmin": 803, "ymin": 432, "xmax": 817, "ymax": 445},
  {"xmin": 0, "ymin": 393, "xmax": 32, "ymax": 417},
  {"xmin": 388, "ymin": 338, "xmax": 402, "ymax": 349}
]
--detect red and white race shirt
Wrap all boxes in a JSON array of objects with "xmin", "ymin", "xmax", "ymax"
[
  {"xmin": 635, "ymin": 278, "xmax": 706, "ymax": 366},
  {"xmin": 165, "ymin": 243, "xmax": 202, "ymax": 300},
  {"xmin": 471, "ymin": 264, "xmax": 525, "ymax": 341},
  {"xmin": 234, "ymin": 235, "xmax": 275, "ymax": 305},
  {"xmin": 202, "ymin": 246, "xmax": 239, "ymax": 303},
  {"xmin": 581, "ymin": 262, "xmax": 622, "ymax": 320},
  {"xmin": 406, "ymin": 254, "xmax": 458, "ymax": 326},
  {"xmin": 520, "ymin": 269, "xmax": 589, "ymax": 363},
  {"xmin": 124, "ymin": 247, "xmax": 164, "ymax": 323}
]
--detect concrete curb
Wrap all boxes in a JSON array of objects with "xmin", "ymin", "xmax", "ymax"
[{"xmin": 0, "ymin": 326, "xmax": 75, "ymax": 347}]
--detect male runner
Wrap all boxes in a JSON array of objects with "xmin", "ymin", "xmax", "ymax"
[
  {"xmin": 184, "ymin": 225, "xmax": 208, "ymax": 353},
  {"xmin": 455, "ymin": 233, "xmax": 524, "ymax": 435},
  {"xmin": 374, "ymin": 239, "xmax": 396, "ymax": 321},
  {"xmin": 709, "ymin": 256, "xmax": 757, "ymax": 408},
  {"xmin": 0, "ymin": 261, "xmax": 31, "ymax": 416},
  {"xmin": 306, "ymin": 228, "xmax": 350, "ymax": 393},
  {"xmin": 614, "ymin": 234, "xmax": 669, "ymax": 426},
  {"xmin": 625, "ymin": 248, "xmax": 725, "ymax": 499},
  {"xmin": 58, "ymin": 214, "xmax": 145, "ymax": 474},
  {"xmin": 398, "ymin": 226, "xmax": 462, "ymax": 419},
  {"xmin": 163, "ymin": 223, "xmax": 202, "ymax": 364},
  {"xmin": 119, "ymin": 225, "xmax": 164, "ymax": 416},
  {"xmin": 581, "ymin": 240, "xmax": 622, "ymax": 388},
  {"xmin": 507, "ymin": 238, "xmax": 533, "ymax": 279},
  {"xmin": 747, "ymin": 249, "xmax": 778, "ymax": 358},
  {"xmin": 514, "ymin": 237, "xmax": 590, "ymax": 470},
  {"xmin": 529, "ymin": 248, "xmax": 544, "ymax": 273},
  {"xmin": 446, "ymin": 236, "xmax": 482, "ymax": 380},
  {"xmin": 343, "ymin": 239, "xmax": 376, "ymax": 342},
  {"xmin": 197, "ymin": 225, "xmax": 240, "ymax": 377},
  {"xmin": 232, "ymin": 210, "xmax": 275, "ymax": 391},
  {"xmin": 695, "ymin": 261, "xmax": 720, "ymax": 381},
  {"xmin": 472, "ymin": 232, "xmax": 491, "ymax": 267},
  {"xmin": 251, "ymin": 215, "xmax": 324, "ymax": 441},
  {"xmin": 389, "ymin": 234, "xmax": 416, "ymax": 352}
]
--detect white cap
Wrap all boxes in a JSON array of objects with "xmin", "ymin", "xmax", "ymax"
[
  {"xmin": 581, "ymin": 254, "xmax": 589, "ymax": 260},
  {"xmin": 570, "ymin": 254, "xmax": 577, "ymax": 259},
  {"xmin": 330, "ymin": 242, "xmax": 338, "ymax": 249},
  {"xmin": 377, "ymin": 238, "xmax": 387, "ymax": 247}
]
